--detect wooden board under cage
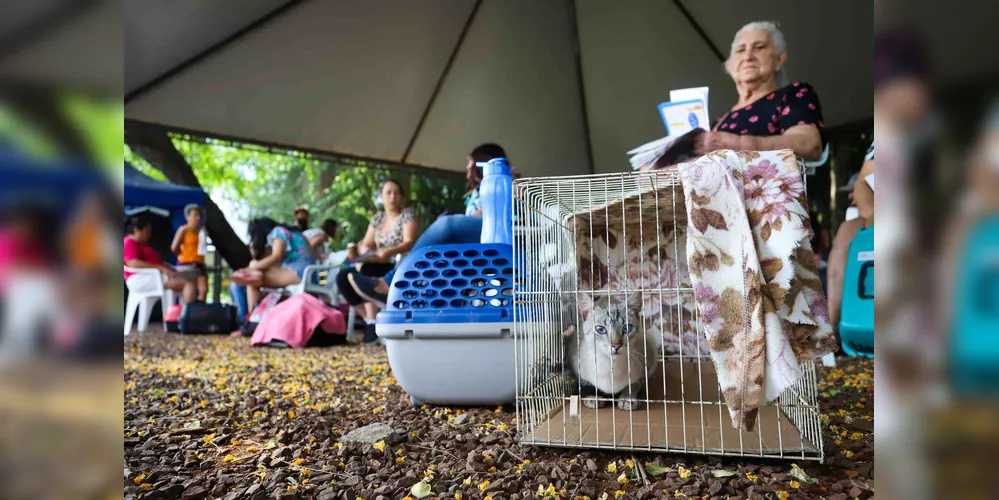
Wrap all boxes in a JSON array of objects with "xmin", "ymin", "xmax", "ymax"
[{"xmin": 521, "ymin": 359, "xmax": 821, "ymax": 457}]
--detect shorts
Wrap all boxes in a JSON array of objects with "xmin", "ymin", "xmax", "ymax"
[
  {"xmin": 283, "ymin": 259, "xmax": 313, "ymax": 280},
  {"xmin": 179, "ymin": 262, "xmax": 208, "ymax": 275}
]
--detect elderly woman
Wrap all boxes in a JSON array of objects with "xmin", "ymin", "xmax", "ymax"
[{"xmin": 693, "ymin": 21, "xmax": 825, "ymax": 161}]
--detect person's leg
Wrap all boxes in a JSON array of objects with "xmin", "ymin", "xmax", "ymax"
[
  {"xmin": 196, "ymin": 274, "xmax": 208, "ymax": 301},
  {"xmin": 335, "ymin": 268, "xmax": 365, "ymax": 306},
  {"xmin": 259, "ymin": 267, "xmax": 300, "ymax": 289},
  {"xmin": 230, "ymin": 282, "xmax": 249, "ymax": 320},
  {"xmin": 363, "ymin": 302, "xmax": 379, "ymax": 321},
  {"xmin": 182, "ymin": 281, "xmax": 197, "ymax": 303},
  {"xmin": 162, "ymin": 278, "xmax": 197, "ymax": 304},
  {"xmin": 827, "ymin": 218, "xmax": 865, "ymax": 334},
  {"xmin": 411, "ymin": 215, "xmax": 483, "ymax": 249},
  {"xmin": 247, "ymin": 285, "xmax": 261, "ymax": 313}
]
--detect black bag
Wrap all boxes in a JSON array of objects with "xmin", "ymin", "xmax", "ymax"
[{"xmin": 179, "ymin": 302, "xmax": 239, "ymax": 334}]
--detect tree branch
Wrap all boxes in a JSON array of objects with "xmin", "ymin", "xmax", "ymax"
[{"xmin": 125, "ymin": 121, "xmax": 251, "ymax": 269}]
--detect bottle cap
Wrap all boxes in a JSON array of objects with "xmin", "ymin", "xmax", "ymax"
[{"xmin": 476, "ymin": 157, "xmax": 511, "ymax": 176}]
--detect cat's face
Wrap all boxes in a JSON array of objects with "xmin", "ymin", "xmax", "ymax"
[{"xmin": 578, "ymin": 293, "xmax": 642, "ymax": 356}]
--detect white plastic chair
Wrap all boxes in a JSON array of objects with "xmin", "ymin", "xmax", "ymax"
[
  {"xmin": 124, "ymin": 267, "xmax": 174, "ymax": 336},
  {"xmin": 802, "ymin": 143, "xmax": 830, "ymax": 176}
]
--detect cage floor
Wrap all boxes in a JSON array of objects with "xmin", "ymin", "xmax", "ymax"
[{"xmin": 522, "ymin": 360, "xmax": 819, "ymax": 457}]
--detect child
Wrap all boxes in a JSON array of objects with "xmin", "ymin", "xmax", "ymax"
[{"xmin": 171, "ymin": 204, "xmax": 208, "ymax": 301}]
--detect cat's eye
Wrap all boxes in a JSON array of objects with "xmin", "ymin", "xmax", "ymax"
[
  {"xmin": 595, "ymin": 326, "xmax": 608, "ymax": 335},
  {"xmin": 623, "ymin": 324, "xmax": 634, "ymax": 334}
]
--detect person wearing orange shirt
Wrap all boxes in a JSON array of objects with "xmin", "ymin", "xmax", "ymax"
[{"xmin": 171, "ymin": 204, "xmax": 208, "ymax": 301}]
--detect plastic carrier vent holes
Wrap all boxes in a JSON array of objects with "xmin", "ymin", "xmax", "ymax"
[{"xmin": 389, "ymin": 245, "xmax": 516, "ymax": 311}]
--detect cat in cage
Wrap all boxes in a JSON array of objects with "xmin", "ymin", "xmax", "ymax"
[{"xmin": 562, "ymin": 292, "xmax": 659, "ymax": 410}]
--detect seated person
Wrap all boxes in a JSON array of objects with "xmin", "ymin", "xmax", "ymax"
[
  {"xmin": 123, "ymin": 215, "xmax": 197, "ymax": 303},
  {"xmin": 692, "ymin": 21, "xmax": 825, "ymax": 161},
  {"xmin": 303, "ymin": 218, "xmax": 338, "ymax": 260},
  {"xmin": 170, "ymin": 204, "xmax": 208, "ymax": 301},
  {"xmin": 335, "ymin": 179, "xmax": 418, "ymax": 335},
  {"xmin": 827, "ymin": 143, "xmax": 874, "ymax": 333},
  {"xmin": 231, "ymin": 218, "xmax": 314, "ymax": 312},
  {"xmin": 347, "ymin": 143, "xmax": 510, "ymax": 307},
  {"xmin": 293, "ymin": 206, "xmax": 310, "ymax": 232}
]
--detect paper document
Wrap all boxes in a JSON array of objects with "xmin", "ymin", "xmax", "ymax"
[
  {"xmin": 669, "ymin": 87, "xmax": 710, "ymax": 118},
  {"xmin": 658, "ymin": 100, "xmax": 709, "ymax": 136},
  {"xmin": 626, "ymin": 129, "xmax": 704, "ymax": 171},
  {"xmin": 626, "ymin": 86, "xmax": 711, "ymax": 170},
  {"xmin": 658, "ymin": 87, "xmax": 710, "ymax": 136}
]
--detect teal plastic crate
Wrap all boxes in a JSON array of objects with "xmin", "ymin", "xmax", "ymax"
[
  {"xmin": 839, "ymin": 226, "xmax": 874, "ymax": 357},
  {"xmin": 951, "ymin": 216, "xmax": 999, "ymax": 394}
]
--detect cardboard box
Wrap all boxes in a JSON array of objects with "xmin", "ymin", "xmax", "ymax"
[{"xmin": 522, "ymin": 359, "xmax": 821, "ymax": 458}]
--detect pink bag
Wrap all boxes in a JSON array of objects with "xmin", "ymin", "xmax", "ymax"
[{"xmin": 250, "ymin": 294, "xmax": 346, "ymax": 349}]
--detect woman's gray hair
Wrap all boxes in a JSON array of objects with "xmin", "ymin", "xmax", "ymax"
[{"xmin": 727, "ymin": 21, "xmax": 789, "ymax": 86}]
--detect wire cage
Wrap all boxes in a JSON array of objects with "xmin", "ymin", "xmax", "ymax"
[{"xmin": 512, "ymin": 166, "xmax": 824, "ymax": 462}]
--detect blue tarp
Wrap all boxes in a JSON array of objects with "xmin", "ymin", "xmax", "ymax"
[
  {"xmin": 123, "ymin": 162, "xmax": 205, "ymax": 230},
  {"xmin": 0, "ymin": 153, "xmax": 107, "ymax": 221}
]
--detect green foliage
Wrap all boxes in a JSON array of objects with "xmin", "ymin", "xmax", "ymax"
[
  {"xmin": 125, "ymin": 144, "xmax": 168, "ymax": 181},
  {"xmin": 61, "ymin": 93, "xmax": 124, "ymax": 173},
  {"xmin": 0, "ymin": 104, "xmax": 59, "ymax": 161},
  {"xmin": 126, "ymin": 135, "xmax": 466, "ymax": 248}
]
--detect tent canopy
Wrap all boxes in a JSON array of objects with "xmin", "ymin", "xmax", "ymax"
[
  {"xmin": 120, "ymin": 0, "xmax": 879, "ymax": 176},
  {"xmin": 123, "ymin": 161, "xmax": 205, "ymax": 209}
]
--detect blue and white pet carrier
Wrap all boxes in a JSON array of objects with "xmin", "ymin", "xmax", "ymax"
[{"xmin": 376, "ymin": 243, "xmax": 522, "ymax": 406}]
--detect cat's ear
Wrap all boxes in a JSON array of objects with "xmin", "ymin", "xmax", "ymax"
[{"xmin": 577, "ymin": 293, "xmax": 594, "ymax": 319}]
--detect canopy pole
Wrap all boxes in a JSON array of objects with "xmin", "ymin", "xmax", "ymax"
[
  {"xmin": 670, "ymin": 0, "xmax": 725, "ymax": 62},
  {"xmin": 567, "ymin": 0, "xmax": 595, "ymax": 175},
  {"xmin": 401, "ymin": 0, "xmax": 484, "ymax": 164}
]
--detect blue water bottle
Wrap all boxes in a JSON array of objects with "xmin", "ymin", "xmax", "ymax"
[{"xmin": 478, "ymin": 157, "xmax": 514, "ymax": 245}]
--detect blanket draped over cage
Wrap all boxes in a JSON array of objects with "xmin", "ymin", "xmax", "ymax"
[{"xmin": 570, "ymin": 149, "xmax": 836, "ymax": 431}]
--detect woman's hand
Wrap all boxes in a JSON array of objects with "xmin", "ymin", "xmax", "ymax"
[
  {"xmin": 693, "ymin": 131, "xmax": 740, "ymax": 155},
  {"xmin": 347, "ymin": 243, "xmax": 358, "ymax": 259},
  {"xmin": 248, "ymin": 259, "xmax": 266, "ymax": 270},
  {"xmin": 158, "ymin": 266, "xmax": 175, "ymax": 280},
  {"xmin": 369, "ymin": 249, "xmax": 391, "ymax": 263}
]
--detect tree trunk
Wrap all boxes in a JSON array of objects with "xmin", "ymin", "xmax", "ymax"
[{"xmin": 125, "ymin": 120, "xmax": 251, "ymax": 269}]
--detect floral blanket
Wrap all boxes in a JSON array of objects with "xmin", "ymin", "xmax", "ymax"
[{"xmin": 679, "ymin": 149, "xmax": 837, "ymax": 430}]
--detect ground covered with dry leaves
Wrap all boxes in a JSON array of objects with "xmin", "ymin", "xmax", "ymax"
[{"xmin": 124, "ymin": 331, "xmax": 873, "ymax": 500}]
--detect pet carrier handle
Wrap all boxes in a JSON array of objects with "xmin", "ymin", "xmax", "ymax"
[{"xmin": 478, "ymin": 157, "xmax": 514, "ymax": 245}]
